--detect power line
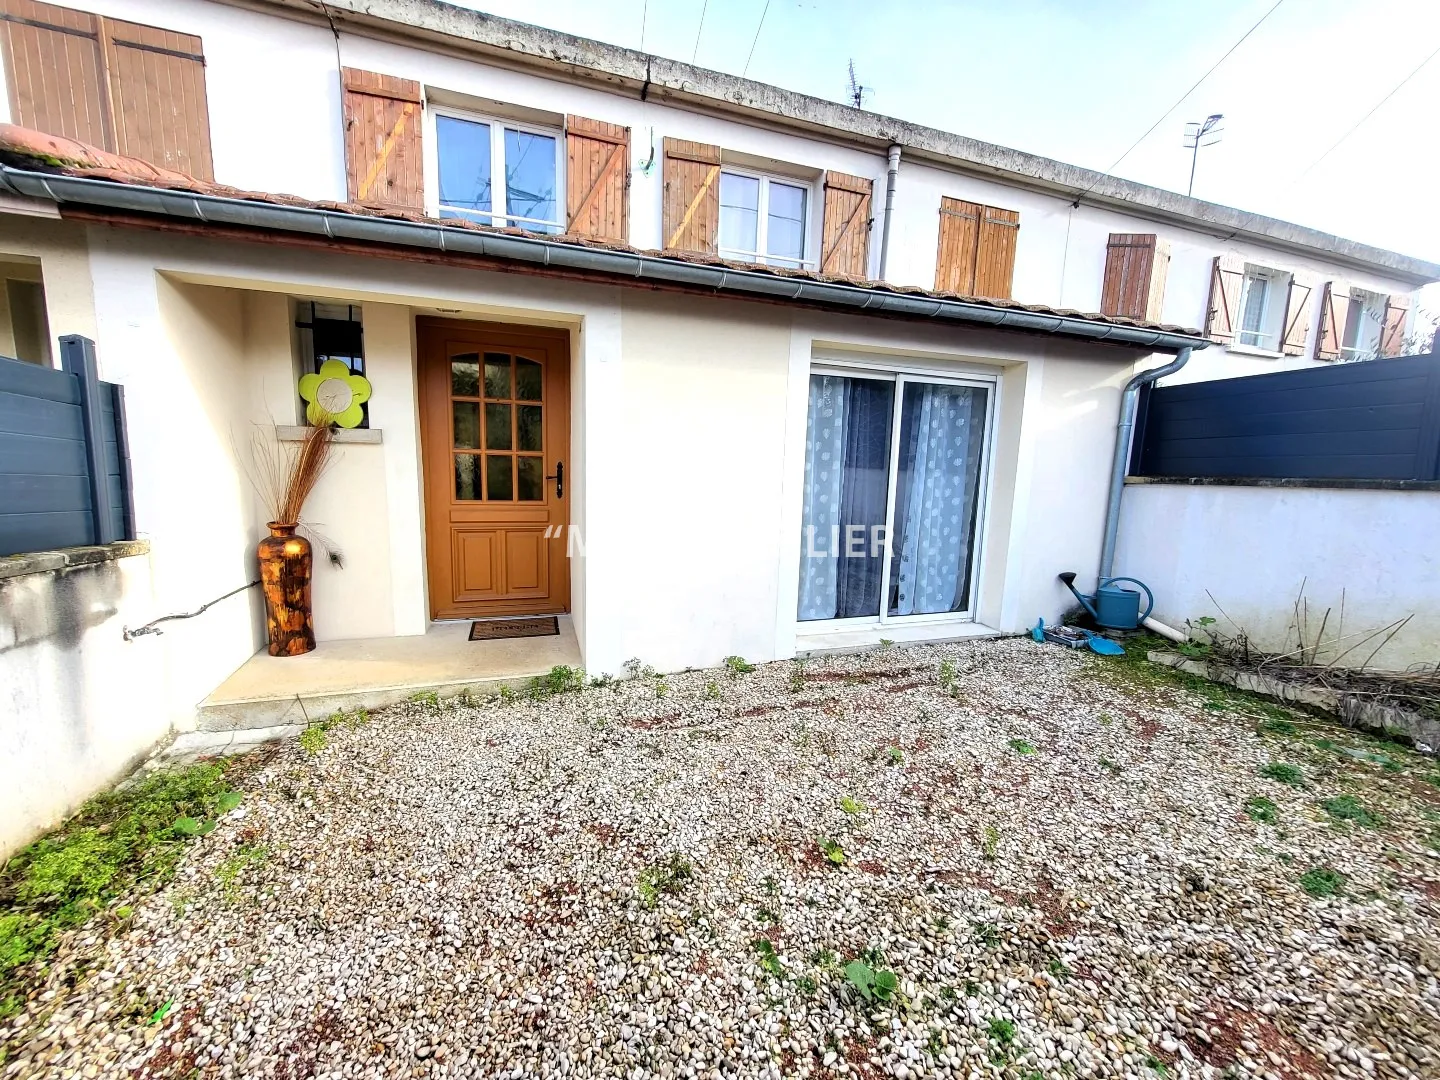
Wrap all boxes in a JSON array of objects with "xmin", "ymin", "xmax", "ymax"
[
  {"xmin": 639, "ymin": 0, "xmax": 648, "ymax": 53},
  {"xmin": 1289, "ymin": 41, "xmax": 1440, "ymax": 187},
  {"xmin": 692, "ymin": 0, "xmax": 708, "ymax": 65},
  {"xmin": 743, "ymin": 0, "xmax": 770, "ymax": 78},
  {"xmin": 1074, "ymin": 0, "xmax": 1286, "ymax": 204}
]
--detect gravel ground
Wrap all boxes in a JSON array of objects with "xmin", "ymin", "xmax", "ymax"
[{"xmin": 4, "ymin": 638, "xmax": 1440, "ymax": 1080}]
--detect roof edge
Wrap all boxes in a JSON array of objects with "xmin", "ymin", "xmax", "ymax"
[
  {"xmin": 0, "ymin": 161, "xmax": 1209, "ymax": 353},
  {"xmin": 260, "ymin": 0, "xmax": 1440, "ymax": 286}
]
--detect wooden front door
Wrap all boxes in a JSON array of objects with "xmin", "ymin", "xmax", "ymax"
[{"xmin": 418, "ymin": 319, "xmax": 570, "ymax": 620}]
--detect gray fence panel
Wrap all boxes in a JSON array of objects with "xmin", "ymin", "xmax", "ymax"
[
  {"xmin": 0, "ymin": 338, "xmax": 134, "ymax": 556},
  {"xmin": 1132, "ymin": 351, "xmax": 1440, "ymax": 482}
]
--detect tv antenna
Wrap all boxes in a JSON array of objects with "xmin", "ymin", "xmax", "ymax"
[
  {"xmin": 1183, "ymin": 114, "xmax": 1224, "ymax": 197},
  {"xmin": 847, "ymin": 60, "xmax": 870, "ymax": 109}
]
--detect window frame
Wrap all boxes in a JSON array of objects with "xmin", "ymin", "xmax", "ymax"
[
  {"xmin": 1235, "ymin": 265, "xmax": 1292, "ymax": 353},
  {"xmin": 795, "ymin": 357, "xmax": 999, "ymax": 633},
  {"xmin": 1341, "ymin": 289, "xmax": 1387, "ymax": 361},
  {"xmin": 716, "ymin": 164, "xmax": 819, "ymax": 270},
  {"xmin": 424, "ymin": 102, "xmax": 566, "ymax": 233}
]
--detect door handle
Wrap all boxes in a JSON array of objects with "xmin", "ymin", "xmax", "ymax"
[{"xmin": 545, "ymin": 460, "xmax": 563, "ymax": 499}]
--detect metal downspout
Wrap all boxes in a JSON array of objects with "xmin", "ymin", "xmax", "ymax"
[
  {"xmin": 877, "ymin": 143, "xmax": 901, "ymax": 280},
  {"xmin": 1097, "ymin": 346, "xmax": 1193, "ymax": 580}
]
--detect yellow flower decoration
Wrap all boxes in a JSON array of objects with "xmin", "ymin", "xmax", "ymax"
[{"xmin": 298, "ymin": 359, "xmax": 372, "ymax": 428}]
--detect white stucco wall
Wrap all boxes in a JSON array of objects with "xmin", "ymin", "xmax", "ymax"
[
  {"xmin": 1114, "ymin": 482, "xmax": 1440, "ymax": 671},
  {"xmin": 0, "ymin": 551, "xmax": 168, "ymax": 858}
]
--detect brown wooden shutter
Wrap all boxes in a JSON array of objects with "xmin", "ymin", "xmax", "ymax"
[
  {"xmin": 342, "ymin": 67, "xmax": 423, "ymax": 210},
  {"xmin": 1314, "ymin": 280, "xmax": 1351, "ymax": 361},
  {"xmin": 1204, "ymin": 255, "xmax": 1246, "ymax": 344},
  {"xmin": 1279, "ymin": 274, "xmax": 1316, "ymax": 356},
  {"xmin": 1379, "ymin": 293, "xmax": 1412, "ymax": 357},
  {"xmin": 566, "ymin": 115, "xmax": 628, "ymax": 241},
  {"xmin": 103, "ymin": 17, "xmax": 212, "ymax": 178},
  {"xmin": 934, "ymin": 197, "xmax": 981, "ymax": 294},
  {"xmin": 1100, "ymin": 234, "xmax": 1171, "ymax": 321},
  {"xmin": 0, "ymin": 0, "xmax": 214, "ymax": 177},
  {"xmin": 0, "ymin": 0, "xmax": 109, "ymax": 147},
  {"xmin": 973, "ymin": 205, "xmax": 1019, "ymax": 300},
  {"xmin": 819, "ymin": 170, "xmax": 872, "ymax": 277},
  {"xmin": 662, "ymin": 138, "xmax": 721, "ymax": 254}
]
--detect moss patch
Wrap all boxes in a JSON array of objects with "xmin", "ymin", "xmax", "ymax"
[{"xmin": 0, "ymin": 762, "xmax": 246, "ymax": 1018}]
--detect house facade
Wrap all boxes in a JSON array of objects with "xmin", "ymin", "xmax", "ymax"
[{"xmin": 0, "ymin": 0, "xmax": 1437, "ymax": 769}]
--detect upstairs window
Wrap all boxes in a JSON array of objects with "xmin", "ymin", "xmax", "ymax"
[
  {"xmin": 718, "ymin": 169, "xmax": 811, "ymax": 269},
  {"xmin": 1235, "ymin": 265, "xmax": 1292, "ymax": 351},
  {"xmin": 1341, "ymin": 290, "xmax": 1386, "ymax": 361},
  {"xmin": 434, "ymin": 109, "xmax": 562, "ymax": 233}
]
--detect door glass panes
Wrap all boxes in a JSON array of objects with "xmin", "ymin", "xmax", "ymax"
[
  {"xmin": 517, "ymin": 405, "xmax": 543, "ymax": 450},
  {"xmin": 451, "ymin": 354, "xmax": 480, "ymax": 396},
  {"xmin": 798, "ymin": 372, "xmax": 990, "ymax": 623},
  {"xmin": 486, "ymin": 455, "xmax": 513, "ymax": 500},
  {"xmin": 504, "ymin": 128, "xmax": 559, "ymax": 232},
  {"xmin": 797, "ymin": 374, "xmax": 894, "ymax": 621},
  {"xmin": 437, "ymin": 116, "xmax": 492, "ymax": 224},
  {"xmin": 484, "ymin": 403, "xmax": 512, "ymax": 449},
  {"xmin": 453, "ymin": 402, "xmax": 480, "ymax": 449},
  {"xmin": 888, "ymin": 383, "xmax": 989, "ymax": 616},
  {"xmin": 767, "ymin": 182, "xmax": 807, "ymax": 266},
  {"xmin": 449, "ymin": 350, "xmax": 546, "ymax": 502},
  {"xmin": 515, "ymin": 358, "xmax": 543, "ymax": 400},
  {"xmin": 517, "ymin": 456, "xmax": 543, "ymax": 501},
  {"xmin": 455, "ymin": 454, "xmax": 481, "ymax": 500},
  {"xmin": 719, "ymin": 172, "xmax": 760, "ymax": 257},
  {"xmin": 484, "ymin": 353, "xmax": 512, "ymax": 398}
]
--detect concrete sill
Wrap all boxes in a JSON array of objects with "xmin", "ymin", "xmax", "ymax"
[
  {"xmin": 276, "ymin": 425, "xmax": 382, "ymax": 444},
  {"xmin": 1224, "ymin": 343, "xmax": 1285, "ymax": 359},
  {"xmin": 0, "ymin": 539, "xmax": 150, "ymax": 581}
]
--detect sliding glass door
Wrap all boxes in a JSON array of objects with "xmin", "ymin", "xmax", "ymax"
[{"xmin": 798, "ymin": 367, "xmax": 991, "ymax": 625}]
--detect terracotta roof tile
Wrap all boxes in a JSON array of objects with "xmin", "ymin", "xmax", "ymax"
[{"xmin": 0, "ymin": 124, "xmax": 1202, "ymax": 336}]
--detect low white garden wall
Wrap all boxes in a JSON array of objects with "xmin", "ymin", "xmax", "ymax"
[
  {"xmin": 0, "ymin": 542, "xmax": 169, "ymax": 857},
  {"xmin": 1113, "ymin": 480, "xmax": 1440, "ymax": 672}
]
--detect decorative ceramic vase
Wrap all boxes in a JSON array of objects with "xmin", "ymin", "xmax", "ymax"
[{"xmin": 257, "ymin": 522, "xmax": 315, "ymax": 656}]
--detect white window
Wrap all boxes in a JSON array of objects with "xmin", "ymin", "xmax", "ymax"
[
  {"xmin": 1235, "ymin": 265, "xmax": 1292, "ymax": 352},
  {"xmin": 718, "ymin": 168, "xmax": 813, "ymax": 269},
  {"xmin": 429, "ymin": 106, "xmax": 564, "ymax": 234},
  {"xmin": 1342, "ymin": 290, "xmax": 1386, "ymax": 361}
]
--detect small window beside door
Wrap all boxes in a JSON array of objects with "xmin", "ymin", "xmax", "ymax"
[
  {"xmin": 718, "ymin": 169, "xmax": 812, "ymax": 269},
  {"xmin": 295, "ymin": 302, "xmax": 367, "ymax": 428},
  {"xmin": 433, "ymin": 110, "xmax": 563, "ymax": 233}
]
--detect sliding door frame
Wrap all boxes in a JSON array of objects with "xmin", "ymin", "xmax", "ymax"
[{"xmin": 800, "ymin": 356, "xmax": 1000, "ymax": 633}]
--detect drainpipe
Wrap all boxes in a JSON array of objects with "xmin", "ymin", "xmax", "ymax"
[
  {"xmin": 876, "ymin": 143, "xmax": 902, "ymax": 280},
  {"xmin": 1098, "ymin": 347, "xmax": 1193, "ymax": 644}
]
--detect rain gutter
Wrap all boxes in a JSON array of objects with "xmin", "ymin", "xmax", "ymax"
[{"xmin": 0, "ymin": 166, "xmax": 1212, "ymax": 353}]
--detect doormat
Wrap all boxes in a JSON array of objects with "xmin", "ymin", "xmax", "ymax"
[{"xmin": 469, "ymin": 616, "xmax": 559, "ymax": 641}]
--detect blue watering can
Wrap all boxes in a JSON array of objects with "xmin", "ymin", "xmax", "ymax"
[{"xmin": 1057, "ymin": 571, "xmax": 1154, "ymax": 631}]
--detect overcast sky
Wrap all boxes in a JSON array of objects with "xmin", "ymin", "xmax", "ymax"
[{"xmin": 458, "ymin": 0, "xmax": 1440, "ymax": 266}]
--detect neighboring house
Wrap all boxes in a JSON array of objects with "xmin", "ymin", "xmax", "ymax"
[{"xmin": 0, "ymin": 0, "xmax": 1436, "ymax": 778}]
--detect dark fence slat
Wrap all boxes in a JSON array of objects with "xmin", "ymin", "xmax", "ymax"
[
  {"xmin": 1134, "ymin": 351, "xmax": 1440, "ymax": 482},
  {"xmin": 0, "ymin": 511, "xmax": 96, "ymax": 553},
  {"xmin": 0, "ymin": 472, "xmax": 93, "ymax": 513},
  {"xmin": 0, "ymin": 390, "xmax": 82, "ymax": 437},
  {"xmin": 0, "ymin": 430, "xmax": 90, "ymax": 476}
]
